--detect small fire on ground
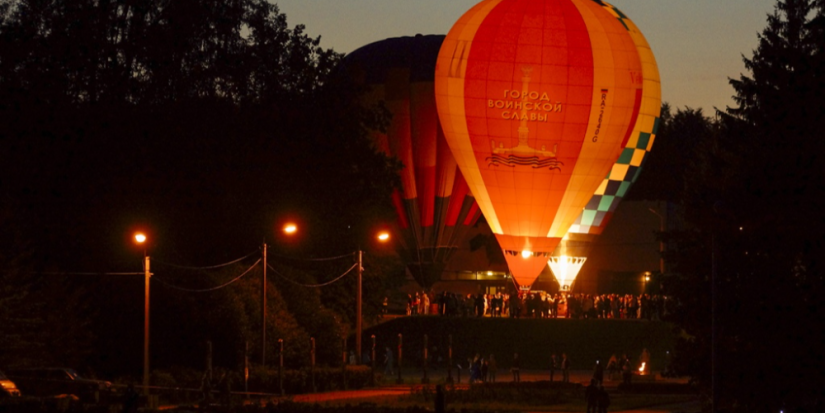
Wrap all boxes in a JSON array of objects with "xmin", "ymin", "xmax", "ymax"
[{"xmin": 638, "ymin": 362, "xmax": 647, "ymax": 375}]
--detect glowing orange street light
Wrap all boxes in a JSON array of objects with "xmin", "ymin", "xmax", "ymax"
[
  {"xmin": 262, "ymin": 222, "xmax": 299, "ymax": 366},
  {"xmin": 133, "ymin": 232, "xmax": 151, "ymax": 396},
  {"xmin": 356, "ymin": 229, "xmax": 391, "ymax": 364},
  {"xmin": 643, "ymin": 272, "xmax": 651, "ymax": 294}
]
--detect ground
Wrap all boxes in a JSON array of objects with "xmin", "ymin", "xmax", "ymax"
[{"xmin": 282, "ymin": 369, "xmax": 701, "ymax": 413}]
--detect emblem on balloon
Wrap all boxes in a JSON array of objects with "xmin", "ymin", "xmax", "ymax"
[{"xmin": 487, "ymin": 66, "xmax": 563, "ymax": 170}]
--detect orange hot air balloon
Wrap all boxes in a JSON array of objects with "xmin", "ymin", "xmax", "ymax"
[
  {"xmin": 435, "ymin": 0, "xmax": 657, "ymax": 289},
  {"xmin": 346, "ymin": 35, "xmax": 482, "ymax": 289}
]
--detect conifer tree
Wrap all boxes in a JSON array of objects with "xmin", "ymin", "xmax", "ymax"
[{"xmin": 666, "ymin": 1, "xmax": 825, "ymax": 410}]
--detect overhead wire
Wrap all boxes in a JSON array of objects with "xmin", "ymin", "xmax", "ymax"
[
  {"xmin": 153, "ymin": 249, "xmax": 259, "ymax": 270},
  {"xmin": 36, "ymin": 271, "xmax": 145, "ymax": 276},
  {"xmin": 265, "ymin": 251, "xmax": 355, "ymax": 262},
  {"xmin": 152, "ymin": 258, "xmax": 261, "ymax": 293},
  {"xmin": 267, "ymin": 262, "xmax": 357, "ymax": 288},
  {"xmin": 27, "ymin": 248, "xmax": 362, "ymax": 290}
]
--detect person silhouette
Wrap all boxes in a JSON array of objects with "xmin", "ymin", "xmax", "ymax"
[
  {"xmin": 511, "ymin": 352, "xmax": 520, "ymax": 382},
  {"xmin": 383, "ymin": 347, "xmax": 394, "ymax": 376}
]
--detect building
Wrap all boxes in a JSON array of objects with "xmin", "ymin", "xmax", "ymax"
[{"xmin": 405, "ymin": 199, "xmax": 668, "ymax": 296}]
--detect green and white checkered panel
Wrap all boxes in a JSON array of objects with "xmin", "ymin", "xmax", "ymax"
[{"xmin": 567, "ymin": 117, "xmax": 660, "ymax": 235}]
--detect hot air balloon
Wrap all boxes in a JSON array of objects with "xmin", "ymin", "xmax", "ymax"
[
  {"xmin": 435, "ymin": 0, "xmax": 659, "ymax": 290},
  {"xmin": 549, "ymin": 3, "xmax": 662, "ymax": 291},
  {"xmin": 346, "ymin": 35, "xmax": 482, "ymax": 289}
]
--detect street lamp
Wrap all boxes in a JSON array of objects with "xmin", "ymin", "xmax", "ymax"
[
  {"xmin": 133, "ymin": 233, "xmax": 151, "ymax": 396},
  {"xmin": 643, "ymin": 272, "xmax": 651, "ymax": 294},
  {"xmin": 262, "ymin": 223, "xmax": 299, "ymax": 366},
  {"xmin": 356, "ymin": 231, "xmax": 390, "ymax": 364}
]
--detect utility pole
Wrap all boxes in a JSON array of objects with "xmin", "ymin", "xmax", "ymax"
[
  {"xmin": 143, "ymin": 254, "xmax": 151, "ymax": 396},
  {"xmin": 262, "ymin": 242, "xmax": 267, "ymax": 366},
  {"xmin": 356, "ymin": 250, "xmax": 363, "ymax": 363}
]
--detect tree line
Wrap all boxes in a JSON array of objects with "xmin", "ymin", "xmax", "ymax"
[
  {"xmin": 629, "ymin": 0, "xmax": 825, "ymax": 410},
  {"xmin": 0, "ymin": 0, "xmax": 403, "ymax": 378}
]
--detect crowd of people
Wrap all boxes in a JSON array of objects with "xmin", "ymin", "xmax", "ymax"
[
  {"xmin": 454, "ymin": 350, "xmax": 645, "ymax": 388},
  {"xmin": 405, "ymin": 291, "xmax": 673, "ymax": 321},
  {"xmin": 461, "ymin": 352, "xmax": 566, "ymax": 384}
]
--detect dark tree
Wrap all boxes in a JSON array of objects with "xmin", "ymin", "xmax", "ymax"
[
  {"xmin": 627, "ymin": 103, "xmax": 719, "ymax": 204},
  {"xmin": 663, "ymin": 1, "xmax": 825, "ymax": 411},
  {"xmin": 0, "ymin": 200, "xmax": 96, "ymax": 369},
  {"xmin": 0, "ymin": 0, "xmax": 400, "ymax": 266},
  {"xmin": 0, "ymin": 0, "xmax": 402, "ymax": 376}
]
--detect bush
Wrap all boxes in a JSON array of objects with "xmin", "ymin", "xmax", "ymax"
[
  {"xmin": 151, "ymin": 370, "xmax": 177, "ymax": 388},
  {"xmin": 247, "ymin": 365, "xmax": 374, "ymax": 394}
]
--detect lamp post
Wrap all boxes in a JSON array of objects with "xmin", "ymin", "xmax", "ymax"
[
  {"xmin": 134, "ymin": 233, "xmax": 151, "ymax": 397},
  {"xmin": 262, "ymin": 241, "xmax": 267, "ymax": 366},
  {"xmin": 262, "ymin": 223, "xmax": 298, "ymax": 366},
  {"xmin": 355, "ymin": 231, "xmax": 390, "ymax": 364},
  {"xmin": 356, "ymin": 249, "xmax": 363, "ymax": 364},
  {"xmin": 648, "ymin": 207, "xmax": 665, "ymax": 274}
]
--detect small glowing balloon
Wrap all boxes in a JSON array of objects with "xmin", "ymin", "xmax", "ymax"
[
  {"xmin": 547, "ymin": 255, "xmax": 587, "ymax": 291},
  {"xmin": 134, "ymin": 233, "xmax": 147, "ymax": 244}
]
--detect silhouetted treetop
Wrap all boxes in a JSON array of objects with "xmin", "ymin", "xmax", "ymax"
[{"xmin": 0, "ymin": 0, "xmax": 338, "ymax": 105}]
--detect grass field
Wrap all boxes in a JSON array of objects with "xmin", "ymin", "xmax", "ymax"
[{"xmin": 362, "ymin": 317, "xmax": 677, "ymax": 372}]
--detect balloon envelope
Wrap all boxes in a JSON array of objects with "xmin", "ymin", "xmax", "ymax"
[
  {"xmin": 346, "ymin": 35, "xmax": 482, "ymax": 289},
  {"xmin": 435, "ymin": 0, "xmax": 657, "ymax": 288}
]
